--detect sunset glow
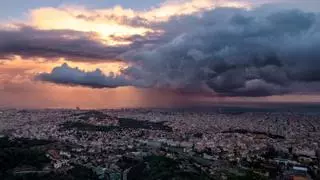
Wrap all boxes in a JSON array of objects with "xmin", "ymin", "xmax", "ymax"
[{"xmin": 27, "ymin": 0, "xmax": 251, "ymax": 45}]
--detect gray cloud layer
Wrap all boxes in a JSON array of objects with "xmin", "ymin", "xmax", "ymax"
[
  {"xmin": 0, "ymin": 26, "xmax": 130, "ymax": 61},
  {"xmin": 34, "ymin": 7, "xmax": 320, "ymax": 96},
  {"xmin": 36, "ymin": 63, "xmax": 131, "ymax": 88}
]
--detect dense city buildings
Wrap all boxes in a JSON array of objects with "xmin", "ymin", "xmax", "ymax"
[{"xmin": 0, "ymin": 108, "xmax": 320, "ymax": 179}]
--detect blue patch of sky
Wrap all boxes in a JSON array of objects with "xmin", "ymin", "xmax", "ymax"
[{"xmin": 0, "ymin": 0, "xmax": 163, "ymax": 20}]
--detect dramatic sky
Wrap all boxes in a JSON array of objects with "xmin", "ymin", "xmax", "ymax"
[{"xmin": 1, "ymin": 0, "xmax": 320, "ymax": 109}]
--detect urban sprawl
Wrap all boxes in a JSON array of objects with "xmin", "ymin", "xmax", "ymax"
[{"xmin": 0, "ymin": 108, "xmax": 320, "ymax": 179}]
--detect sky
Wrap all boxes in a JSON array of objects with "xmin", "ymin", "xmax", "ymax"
[
  {"xmin": 0, "ymin": 0, "xmax": 164, "ymax": 20},
  {"xmin": 1, "ymin": 0, "xmax": 320, "ymax": 109}
]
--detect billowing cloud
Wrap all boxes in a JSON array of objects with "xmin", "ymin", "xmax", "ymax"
[
  {"xmin": 118, "ymin": 7, "xmax": 320, "ymax": 96},
  {"xmin": 36, "ymin": 63, "xmax": 132, "ymax": 88},
  {"xmin": 38, "ymin": 6, "xmax": 319, "ymax": 97}
]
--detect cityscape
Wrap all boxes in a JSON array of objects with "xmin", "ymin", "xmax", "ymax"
[{"xmin": 1, "ymin": 107, "xmax": 320, "ymax": 179}]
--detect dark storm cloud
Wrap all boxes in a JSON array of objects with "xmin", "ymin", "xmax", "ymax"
[
  {"xmin": 37, "ymin": 7, "xmax": 320, "ymax": 96},
  {"xmin": 0, "ymin": 26, "xmax": 130, "ymax": 61},
  {"xmin": 119, "ymin": 7, "xmax": 320, "ymax": 96},
  {"xmin": 35, "ymin": 63, "xmax": 131, "ymax": 88}
]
